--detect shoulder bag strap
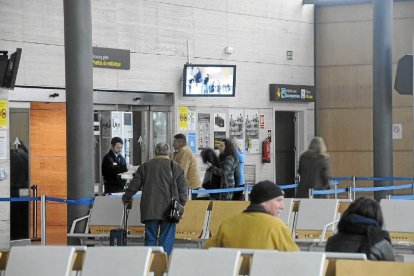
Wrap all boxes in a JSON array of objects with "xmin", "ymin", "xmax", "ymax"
[{"xmin": 170, "ymin": 160, "xmax": 176, "ymax": 200}]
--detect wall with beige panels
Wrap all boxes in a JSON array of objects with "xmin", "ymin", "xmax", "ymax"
[{"xmin": 316, "ymin": 2, "xmax": 414, "ymax": 188}]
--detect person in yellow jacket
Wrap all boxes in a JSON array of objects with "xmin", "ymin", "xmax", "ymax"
[
  {"xmin": 173, "ymin": 133, "xmax": 201, "ymax": 190},
  {"xmin": 204, "ymin": 180, "xmax": 299, "ymax": 251}
]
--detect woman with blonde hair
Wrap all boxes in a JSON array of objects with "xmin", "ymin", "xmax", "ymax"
[{"xmin": 296, "ymin": 137, "xmax": 331, "ymax": 198}]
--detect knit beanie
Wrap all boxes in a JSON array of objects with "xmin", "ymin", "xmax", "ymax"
[{"xmin": 250, "ymin": 180, "xmax": 284, "ymax": 204}]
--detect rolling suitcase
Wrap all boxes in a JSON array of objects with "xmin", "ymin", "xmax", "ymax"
[{"xmin": 109, "ymin": 204, "xmax": 129, "ymax": 246}]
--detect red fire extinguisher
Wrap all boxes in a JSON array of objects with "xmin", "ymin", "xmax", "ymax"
[{"xmin": 262, "ymin": 138, "xmax": 271, "ymax": 163}]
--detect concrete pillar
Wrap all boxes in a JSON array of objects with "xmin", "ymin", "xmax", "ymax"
[
  {"xmin": 373, "ymin": 0, "xmax": 393, "ymax": 200},
  {"xmin": 63, "ymin": 0, "xmax": 94, "ymax": 243}
]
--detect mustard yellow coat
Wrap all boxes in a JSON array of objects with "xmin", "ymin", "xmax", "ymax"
[{"xmin": 204, "ymin": 211, "xmax": 299, "ymax": 251}]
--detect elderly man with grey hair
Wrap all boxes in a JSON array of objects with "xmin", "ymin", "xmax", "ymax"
[{"xmin": 122, "ymin": 143, "xmax": 187, "ymax": 254}]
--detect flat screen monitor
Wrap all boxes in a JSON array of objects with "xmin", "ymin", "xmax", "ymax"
[
  {"xmin": 3, "ymin": 48, "xmax": 22, "ymax": 89},
  {"xmin": 183, "ymin": 64, "xmax": 236, "ymax": 97}
]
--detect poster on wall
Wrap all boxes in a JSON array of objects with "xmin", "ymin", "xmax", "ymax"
[
  {"xmin": 0, "ymin": 128, "xmax": 7, "ymax": 159},
  {"xmin": 179, "ymin": 106, "xmax": 188, "ymax": 130},
  {"xmin": 229, "ymin": 109, "xmax": 244, "ymax": 150},
  {"xmin": 244, "ymin": 109, "xmax": 259, "ymax": 153},
  {"xmin": 111, "ymin": 112, "xmax": 123, "ymax": 137},
  {"xmin": 259, "ymin": 114, "xmax": 265, "ymax": 129},
  {"xmin": 198, "ymin": 113, "xmax": 211, "ymax": 150},
  {"xmin": 0, "ymin": 100, "xmax": 8, "ymax": 127},
  {"xmin": 188, "ymin": 107, "xmax": 197, "ymax": 131},
  {"xmin": 214, "ymin": 131, "xmax": 226, "ymax": 150},
  {"xmin": 188, "ymin": 132, "xmax": 197, "ymax": 153},
  {"xmin": 213, "ymin": 113, "xmax": 226, "ymax": 131}
]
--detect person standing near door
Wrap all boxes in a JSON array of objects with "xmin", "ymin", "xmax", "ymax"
[
  {"xmin": 296, "ymin": 137, "xmax": 331, "ymax": 198},
  {"xmin": 173, "ymin": 133, "xmax": 201, "ymax": 190},
  {"xmin": 102, "ymin": 137, "xmax": 128, "ymax": 194}
]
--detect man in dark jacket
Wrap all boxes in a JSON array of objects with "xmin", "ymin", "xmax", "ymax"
[
  {"xmin": 122, "ymin": 143, "xmax": 187, "ymax": 255},
  {"xmin": 101, "ymin": 137, "xmax": 128, "ymax": 194}
]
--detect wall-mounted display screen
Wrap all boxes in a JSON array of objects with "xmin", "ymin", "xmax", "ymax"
[{"xmin": 183, "ymin": 64, "xmax": 236, "ymax": 97}]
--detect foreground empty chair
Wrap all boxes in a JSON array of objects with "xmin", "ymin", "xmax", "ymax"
[
  {"xmin": 249, "ymin": 251, "xmax": 326, "ymax": 276},
  {"xmin": 208, "ymin": 201, "xmax": 250, "ymax": 237},
  {"xmin": 67, "ymin": 196, "xmax": 144, "ymax": 245},
  {"xmin": 81, "ymin": 246, "xmax": 152, "ymax": 276},
  {"xmin": 381, "ymin": 199, "xmax": 414, "ymax": 247},
  {"xmin": 168, "ymin": 248, "xmax": 241, "ymax": 276},
  {"xmin": 295, "ymin": 199, "xmax": 339, "ymax": 249},
  {"xmin": 5, "ymin": 246, "xmax": 76, "ymax": 276},
  {"xmin": 333, "ymin": 259, "xmax": 414, "ymax": 276},
  {"xmin": 175, "ymin": 200, "xmax": 210, "ymax": 245}
]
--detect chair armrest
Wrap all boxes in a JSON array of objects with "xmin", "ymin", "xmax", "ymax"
[
  {"xmin": 69, "ymin": 214, "xmax": 91, "ymax": 234},
  {"xmin": 320, "ymin": 219, "xmax": 339, "ymax": 244}
]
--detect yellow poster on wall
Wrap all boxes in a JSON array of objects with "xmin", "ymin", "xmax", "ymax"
[
  {"xmin": 179, "ymin": 106, "xmax": 188, "ymax": 130},
  {"xmin": 0, "ymin": 100, "xmax": 8, "ymax": 127}
]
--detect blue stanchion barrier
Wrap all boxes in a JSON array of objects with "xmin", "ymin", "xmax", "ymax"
[
  {"xmin": 192, "ymin": 184, "xmax": 300, "ymax": 196},
  {"xmin": 0, "ymin": 197, "xmax": 40, "ymax": 202},
  {"xmin": 279, "ymin": 184, "xmax": 298, "ymax": 190},
  {"xmin": 0, "ymin": 196, "xmax": 95, "ymax": 205},
  {"xmin": 331, "ymin": 177, "xmax": 354, "ymax": 181},
  {"xmin": 389, "ymin": 194, "xmax": 414, "ymax": 200},
  {"xmin": 353, "ymin": 183, "xmax": 414, "ymax": 193},
  {"xmin": 192, "ymin": 187, "xmax": 245, "ymax": 195},
  {"xmin": 356, "ymin": 177, "xmax": 414, "ymax": 181},
  {"xmin": 1, "ymin": 176, "xmax": 412, "ymax": 204},
  {"xmin": 312, "ymin": 188, "xmax": 348, "ymax": 195},
  {"xmin": 108, "ymin": 194, "xmax": 142, "ymax": 198},
  {"xmin": 46, "ymin": 196, "xmax": 94, "ymax": 206}
]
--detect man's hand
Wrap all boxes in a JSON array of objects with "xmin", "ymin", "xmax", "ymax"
[{"xmin": 122, "ymin": 194, "xmax": 133, "ymax": 209}]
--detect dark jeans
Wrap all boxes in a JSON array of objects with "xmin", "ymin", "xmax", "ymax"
[{"xmin": 144, "ymin": 220, "xmax": 176, "ymax": 255}]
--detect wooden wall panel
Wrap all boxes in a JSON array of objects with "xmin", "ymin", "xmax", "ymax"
[
  {"xmin": 316, "ymin": 3, "xmax": 414, "ymax": 197},
  {"xmin": 30, "ymin": 102, "xmax": 67, "ymax": 244},
  {"xmin": 319, "ymin": 108, "xmax": 373, "ymax": 152}
]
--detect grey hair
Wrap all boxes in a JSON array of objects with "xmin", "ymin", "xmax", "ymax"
[
  {"xmin": 155, "ymin": 143, "xmax": 171, "ymax": 156},
  {"xmin": 308, "ymin": 137, "xmax": 328, "ymax": 157}
]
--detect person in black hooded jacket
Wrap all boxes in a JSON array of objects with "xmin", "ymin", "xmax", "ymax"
[{"xmin": 325, "ymin": 196, "xmax": 395, "ymax": 261}]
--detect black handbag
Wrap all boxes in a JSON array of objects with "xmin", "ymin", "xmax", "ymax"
[
  {"xmin": 167, "ymin": 161, "xmax": 184, "ymax": 223},
  {"xmin": 169, "ymin": 198, "xmax": 184, "ymax": 223}
]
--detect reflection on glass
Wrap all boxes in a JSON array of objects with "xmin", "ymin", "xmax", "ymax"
[{"xmin": 153, "ymin": 112, "xmax": 167, "ymax": 149}]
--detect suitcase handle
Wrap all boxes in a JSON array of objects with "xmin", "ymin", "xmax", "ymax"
[{"xmin": 122, "ymin": 204, "xmax": 130, "ymax": 232}]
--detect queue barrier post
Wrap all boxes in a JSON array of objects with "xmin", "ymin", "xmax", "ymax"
[
  {"xmin": 30, "ymin": 185, "xmax": 41, "ymax": 242},
  {"xmin": 352, "ymin": 176, "xmax": 356, "ymax": 201},
  {"xmin": 40, "ymin": 195, "xmax": 47, "ymax": 246},
  {"xmin": 346, "ymin": 186, "xmax": 352, "ymax": 200},
  {"xmin": 188, "ymin": 189, "xmax": 192, "ymax": 201},
  {"xmin": 244, "ymin": 184, "xmax": 249, "ymax": 202}
]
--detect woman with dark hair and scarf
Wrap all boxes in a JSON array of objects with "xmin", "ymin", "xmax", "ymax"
[
  {"xmin": 201, "ymin": 139, "xmax": 237, "ymax": 200},
  {"xmin": 200, "ymin": 147, "xmax": 222, "ymax": 200},
  {"xmin": 325, "ymin": 197, "xmax": 395, "ymax": 261},
  {"xmin": 216, "ymin": 138, "xmax": 238, "ymax": 200}
]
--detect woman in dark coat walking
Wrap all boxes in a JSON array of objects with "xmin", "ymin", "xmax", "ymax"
[
  {"xmin": 325, "ymin": 197, "xmax": 395, "ymax": 261},
  {"xmin": 296, "ymin": 137, "xmax": 331, "ymax": 198}
]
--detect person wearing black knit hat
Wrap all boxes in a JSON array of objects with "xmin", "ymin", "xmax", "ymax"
[{"xmin": 204, "ymin": 180, "xmax": 299, "ymax": 251}]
